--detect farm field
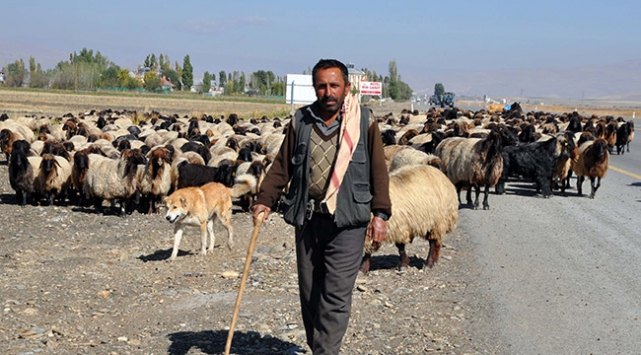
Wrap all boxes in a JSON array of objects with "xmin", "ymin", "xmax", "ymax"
[{"xmin": 1, "ymin": 90, "xmax": 640, "ymax": 354}]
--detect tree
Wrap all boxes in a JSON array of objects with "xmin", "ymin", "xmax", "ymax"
[
  {"xmin": 271, "ymin": 81, "xmax": 285, "ymax": 96},
  {"xmin": 239, "ymin": 72, "xmax": 246, "ymax": 94},
  {"xmin": 174, "ymin": 61, "xmax": 183, "ymax": 90},
  {"xmin": 219, "ymin": 71, "xmax": 227, "ymax": 87},
  {"xmin": 202, "ymin": 71, "xmax": 211, "ymax": 93},
  {"xmin": 29, "ymin": 57, "xmax": 48, "ymax": 88},
  {"xmin": 144, "ymin": 72, "xmax": 161, "ymax": 92},
  {"xmin": 252, "ymin": 70, "xmax": 273, "ymax": 95},
  {"xmin": 181, "ymin": 55, "xmax": 193, "ymax": 90},
  {"xmin": 385, "ymin": 60, "xmax": 413, "ymax": 101},
  {"xmin": 101, "ymin": 65, "xmax": 121, "ymax": 88},
  {"xmin": 158, "ymin": 54, "xmax": 164, "ymax": 71},
  {"xmin": 6, "ymin": 59, "xmax": 26, "ymax": 87},
  {"xmin": 118, "ymin": 69, "xmax": 141, "ymax": 89},
  {"xmin": 434, "ymin": 83, "xmax": 445, "ymax": 97}
]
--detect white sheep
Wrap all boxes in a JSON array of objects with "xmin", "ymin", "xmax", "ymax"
[
  {"xmin": 34, "ymin": 153, "xmax": 72, "ymax": 205},
  {"xmin": 83, "ymin": 149, "xmax": 146, "ymax": 215},
  {"xmin": 360, "ymin": 164, "xmax": 459, "ymax": 274},
  {"xmin": 389, "ymin": 147, "xmax": 442, "ymax": 172}
]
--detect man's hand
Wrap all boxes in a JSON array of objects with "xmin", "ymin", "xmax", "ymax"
[
  {"xmin": 367, "ymin": 216, "xmax": 387, "ymax": 244},
  {"xmin": 251, "ymin": 203, "xmax": 271, "ymax": 223}
]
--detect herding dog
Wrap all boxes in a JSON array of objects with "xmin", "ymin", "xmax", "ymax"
[{"xmin": 163, "ymin": 174, "xmax": 256, "ymax": 260}]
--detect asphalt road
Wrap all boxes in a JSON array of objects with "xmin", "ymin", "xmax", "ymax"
[{"xmin": 457, "ymin": 128, "xmax": 641, "ymax": 354}]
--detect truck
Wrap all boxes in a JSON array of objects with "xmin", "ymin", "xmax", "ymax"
[{"xmin": 429, "ymin": 92, "xmax": 455, "ymax": 108}]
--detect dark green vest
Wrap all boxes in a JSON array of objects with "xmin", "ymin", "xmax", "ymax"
[{"xmin": 282, "ymin": 105, "xmax": 372, "ymax": 228}]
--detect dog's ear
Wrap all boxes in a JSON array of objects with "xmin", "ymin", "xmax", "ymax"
[{"xmin": 180, "ymin": 196, "xmax": 187, "ymax": 207}]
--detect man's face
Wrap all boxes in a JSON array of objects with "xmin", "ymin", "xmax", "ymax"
[{"xmin": 314, "ymin": 67, "xmax": 351, "ymax": 115}]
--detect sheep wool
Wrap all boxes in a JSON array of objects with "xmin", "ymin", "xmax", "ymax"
[{"xmin": 361, "ymin": 164, "xmax": 459, "ymax": 274}]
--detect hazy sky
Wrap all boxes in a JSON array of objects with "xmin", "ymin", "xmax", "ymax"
[{"xmin": 2, "ymin": 0, "xmax": 640, "ymax": 94}]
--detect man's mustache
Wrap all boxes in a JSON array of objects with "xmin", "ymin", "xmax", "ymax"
[{"xmin": 321, "ymin": 96, "xmax": 338, "ymax": 103}]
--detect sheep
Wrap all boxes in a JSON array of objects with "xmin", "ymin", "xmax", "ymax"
[
  {"xmin": 0, "ymin": 124, "xmax": 34, "ymax": 160},
  {"xmin": 389, "ymin": 147, "xmax": 442, "ymax": 171},
  {"xmin": 83, "ymin": 149, "xmax": 147, "ymax": 215},
  {"xmin": 572, "ymin": 138, "xmax": 609, "ymax": 198},
  {"xmin": 604, "ymin": 121, "xmax": 618, "ymax": 153},
  {"xmin": 359, "ymin": 164, "xmax": 459, "ymax": 274},
  {"xmin": 181, "ymin": 141, "xmax": 211, "ymax": 163},
  {"xmin": 626, "ymin": 120, "xmax": 635, "ymax": 152},
  {"xmin": 138, "ymin": 145, "xmax": 173, "ymax": 214},
  {"xmin": 234, "ymin": 160, "xmax": 266, "ymax": 210},
  {"xmin": 71, "ymin": 149, "xmax": 91, "ymax": 205},
  {"xmin": 176, "ymin": 161, "xmax": 236, "ymax": 189},
  {"xmin": 8, "ymin": 142, "xmax": 42, "ymax": 206},
  {"xmin": 495, "ymin": 136, "xmax": 558, "ymax": 198},
  {"xmin": 615, "ymin": 122, "xmax": 631, "ymax": 155},
  {"xmin": 436, "ymin": 127, "xmax": 506, "ymax": 210},
  {"xmin": 552, "ymin": 132, "xmax": 577, "ymax": 196},
  {"xmin": 33, "ymin": 153, "xmax": 72, "ymax": 205}
]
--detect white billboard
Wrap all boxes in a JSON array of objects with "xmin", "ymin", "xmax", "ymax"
[
  {"xmin": 286, "ymin": 74, "xmax": 316, "ymax": 105},
  {"xmin": 360, "ymin": 81, "xmax": 382, "ymax": 96}
]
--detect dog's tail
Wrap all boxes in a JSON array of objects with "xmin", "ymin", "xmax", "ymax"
[{"xmin": 230, "ymin": 173, "xmax": 257, "ymax": 198}]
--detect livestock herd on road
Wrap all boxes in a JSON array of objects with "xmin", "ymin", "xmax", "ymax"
[{"xmin": 0, "ymin": 103, "xmax": 635, "ymax": 270}]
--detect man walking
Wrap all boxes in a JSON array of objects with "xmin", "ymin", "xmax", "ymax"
[{"xmin": 252, "ymin": 58, "xmax": 391, "ymax": 354}]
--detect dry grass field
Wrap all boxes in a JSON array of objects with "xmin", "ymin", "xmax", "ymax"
[{"xmin": 0, "ymin": 89, "xmax": 292, "ymax": 119}]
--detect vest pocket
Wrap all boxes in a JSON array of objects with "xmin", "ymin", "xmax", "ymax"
[{"xmin": 352, "ymin": 182, "xmax": 372, "ymax": 203}]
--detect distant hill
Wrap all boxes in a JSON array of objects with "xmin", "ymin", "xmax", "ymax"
[{"xmin": 411, "ymin": 59, "xmax": 641, "ymax": 102}]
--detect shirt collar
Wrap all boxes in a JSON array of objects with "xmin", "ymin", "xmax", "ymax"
[{"xmin": 308, "ymin": 101, "xmax": 342, "ymax": 130}]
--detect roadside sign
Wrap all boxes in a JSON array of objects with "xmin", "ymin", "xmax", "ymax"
[{"xmin": 360, "ymin": 81, "xmax": 382, "ymax": 96}]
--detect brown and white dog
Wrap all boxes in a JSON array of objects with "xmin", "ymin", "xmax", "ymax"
[{"xmin": 163, "ymin": 174, "xmax": 256, "ymax": 260}]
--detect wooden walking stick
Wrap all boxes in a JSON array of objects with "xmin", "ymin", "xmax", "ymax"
[{"xmin": 224, "ymin": 211, "xmax": 264, "ymax": 355}]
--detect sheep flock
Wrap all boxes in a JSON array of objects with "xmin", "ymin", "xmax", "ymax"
[{"xmin": 0, "ymin": 103, "xmax": 635, "ymax": 272}]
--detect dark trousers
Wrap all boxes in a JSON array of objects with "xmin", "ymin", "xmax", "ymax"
[{"xmin": 296, "ymin": 213, "xmax": 366, "ymax": 355}]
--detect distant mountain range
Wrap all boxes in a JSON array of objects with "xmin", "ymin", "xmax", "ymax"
[{"xmin": 410, "ymin": 59, "xmax": 641, "ymax": 103}]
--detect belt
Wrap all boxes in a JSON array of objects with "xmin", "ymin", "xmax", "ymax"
[{"xmin": 306, "ymin": 199, "xmax": 329, "ymax": 220}]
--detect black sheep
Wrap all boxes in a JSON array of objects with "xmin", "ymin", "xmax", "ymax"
[
  {"xmin": 615, "ymin": 123, "xmax": 630, "ymax": 155},
  {"xmin": 180, "ymin": 141, "xmax": 211, "ymax": 163},
  {"xmin": 496, "ymin": 137, "xmax": 558, "ymax": 198},
  {"xmin": 9, "ymin": 144, "xmax": 38, "ymax": 206},
  {"xmin": 381, "ymin": 129, "xmax": 397, "ymax": 146},
  {"xmin": 176, "ymin": 161, "xmax": 236, "ymax": 189}
]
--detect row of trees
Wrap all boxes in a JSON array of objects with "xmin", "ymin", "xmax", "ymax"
[{"xmin": 2, "ymin": 48, "xmax": 412, "ymax": 100}]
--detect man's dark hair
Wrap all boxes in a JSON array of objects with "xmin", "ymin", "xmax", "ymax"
[{"xmin": 312, "ymin": 59, "xmax": 349, "ymax": 87}]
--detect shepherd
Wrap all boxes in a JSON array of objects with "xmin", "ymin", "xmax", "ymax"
[{"xmin": 251, "ymin": 59, "xmax": 391, "ymax": 354}]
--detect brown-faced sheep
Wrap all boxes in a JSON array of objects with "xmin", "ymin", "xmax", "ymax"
[
  {"xmin": 0, "ymin": 124, "xmax": 34, "ymax": 160},
  {"xmin": 572, "ymin": 138, "xmax": 609, "ymax": 198},
  {"xmin": 138, "ymin": 145, "xmax": 173, "ymax": 213},
  {"xmin": 34, "ymin": 153, "xmax": 72, "ymax": 205},
  {"xmin": 360, "ymin": 164, "xmax": 458, "ymax": 274},
  {"xmin": 552, "ymin": 132, "xmax": 578, "ymax": 196},
  {"xmin": 626, "ymin": 120, "xmax": 635, "ymax": 152}
]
